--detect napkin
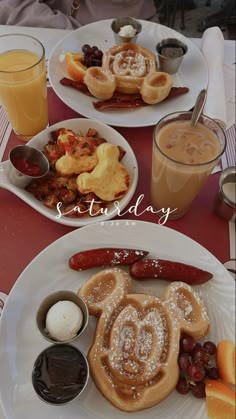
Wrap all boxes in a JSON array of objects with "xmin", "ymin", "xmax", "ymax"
[{"xmin": 201, "ymin": 27, "xmax": 227, "ymax": 129}]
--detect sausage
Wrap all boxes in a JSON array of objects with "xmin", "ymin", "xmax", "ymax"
[
  {"xmin": 129, "ymin": 259, "xmax": 213, "ymax": 285},
  {"xmin": 69, "ymin": 248, "xmax": 149, "ymax": 271}
]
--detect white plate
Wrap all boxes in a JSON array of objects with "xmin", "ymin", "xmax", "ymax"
[
  {"xmin": 0, "ymin": 220, "xmax": 235, "ymax": 419},
  {"xmin": 48, "ymin": 19, "xmax": 208, "ymax": 128},
  {"xmin": 0, "ymin": 119, "xmax": 138, "ymax": 227}
]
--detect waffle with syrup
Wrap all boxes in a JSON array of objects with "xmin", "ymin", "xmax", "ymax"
[
  {"xmin": 78, "ymin": 268, "xmax": 210, "ymax": 412},
  {"xmin": 83, "ymin": 42, "xmax": 172, "ymax": 102}
]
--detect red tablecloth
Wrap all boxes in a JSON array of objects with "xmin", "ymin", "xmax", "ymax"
[{"xmin": 0, "ymin": 88, "xmax": 229, "ymax": 295}]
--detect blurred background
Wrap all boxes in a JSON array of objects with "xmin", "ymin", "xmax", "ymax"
[{"xmin": 155, "ymin": 0, "xmax": 236, "ymax": 39}]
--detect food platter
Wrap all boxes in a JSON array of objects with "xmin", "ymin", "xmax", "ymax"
[
  {"xmin": 48, "ymin": 19, "xmax": 208, "ymax": 127},
  {"xmin": 0, "ymin": 220, "xmax": 234, "ymax": 419},
  {"xmin": 0, "ymin": 119, "xmax": 138, "ymax": 227}
]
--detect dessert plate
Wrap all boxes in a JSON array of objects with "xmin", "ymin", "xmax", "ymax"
[
  {"xmin": 0, "ymin": 220, "xmax": 235, "ymax": 419},
  {"xmin": 0, "ymin": 119, "xmax": 138, "ymax": 227},
  {"xmin": 48, "ymin": 19, "xmax": 208, "ymax": 127}
]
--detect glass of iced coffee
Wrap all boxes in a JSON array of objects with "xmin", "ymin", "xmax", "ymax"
[{"xmin": 150, "ymin": 111, "xmax": 226, "ymax": 219}]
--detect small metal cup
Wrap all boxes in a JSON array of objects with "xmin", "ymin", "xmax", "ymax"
[
  {"xmin": 111, "ymin": 17, "xmax": 142, "ymax": 44},
  {"xmin": 32, "ymin": 344, "xmax": 89, "ymax": 405},
  {"xmin": 214, "ymin": 166, "xmax": 236, "ymax": 222},
  {"xmin": 36, "ymin": 290, "xmax": 89, "ymax": 344},
  {"xmin": 156, "ymin": 38, "xmax": 188, "ymax": 74},
  {"xmin": 8, "ymin": 145, "xmax": 49, "ymax": 188}
]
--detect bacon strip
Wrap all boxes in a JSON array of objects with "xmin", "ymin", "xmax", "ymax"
[
  {"xmin": 93, "ymin": 87, "xmax": 189, "ymax": 111},
  {"xmin": 93, "ymin": 99, "xmax": 147, "ymax": 111},
  {"xmin": 60, "ymin": 77, "xmax": 93, "ymax": 96},
  {"xmin": 166, "ymin": 87, "xmax": 189, "ymax": 99},
  {"xmin": 60, "ymin": 77, "xmax": 189, "ymax": 111},
  {"xmin": 112, "ymin": 92, "xmax": 142, "ymax": 101}
]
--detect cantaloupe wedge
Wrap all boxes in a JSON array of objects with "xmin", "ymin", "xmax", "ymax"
[
  {"xmin": 217, "ymin": 340, "xmax": 236, "ymax": 385},
  {"xmin": 206, "ymin": 379, "xmax": 236, "ymax": 419},
  {"xmin": 65, "ymin": 52, "xmax": 87, "ymax": 82}
]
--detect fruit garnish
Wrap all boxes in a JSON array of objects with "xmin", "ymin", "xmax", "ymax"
[
  {"xmin": 81, "ymin": 44, "xmax": 103, "ymax": 68},
  {"xmin": 176, "ymin": 335, "xmax": 220, "ymax": 399},
  {"xmin": 191, "ymin": 381, "xmax": 206, "ymax": 398},
  {"xmin": 206, "ymin": 379, "xmax": 236, "ymax": 419},
  {"xmin": 180, "ymin": 335, "xmax": 196, "ymax": 353},
  {"xmin": 176, "ymin": 376, "xmax": 190, "ymax": 394},
  {"xmin": 65, "ymin": 52, "xmax": 87, "ymax": 82},
  {"xmin": 193, "ymin": 347, "xmax": 211, "ymax": 365},
  {"xmin": 204, "ymin": 341, "xmax": 217, "ymax": 355},
  {"xmin": 178, "ymin": 353, "xmax": 192, "ymax": 371},
  {"xmin": 188, "ymin": 363, "xmax": 206, "ymax": 382},
  {"xmin": 217, "ymin": 340, "xmax": 236, "ymax": 385},
  {"xmin": 207, "ymin": 367, "xmax": 219, "ymax": 379}
]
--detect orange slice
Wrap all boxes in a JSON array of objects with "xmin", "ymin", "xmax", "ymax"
[
  {"xmin": 217, "ymin": 340, "xmax": 236, "ymax": 385},
  {"xmin": 205, "ymin": 379, "xmax": 236, "ymax": 419},
  {"xmin": 65, "ymin": 52, "xmax": 87, "ymax": 82}
]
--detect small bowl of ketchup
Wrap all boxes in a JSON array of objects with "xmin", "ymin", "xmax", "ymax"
[{"xmin": 8, "ymin": 145, "xmax": 49, "ymax": 188}]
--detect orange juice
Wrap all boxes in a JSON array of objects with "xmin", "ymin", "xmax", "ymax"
[{"xmin": 0, "ymin": 49, "xmax": 48, "ymax": 141}]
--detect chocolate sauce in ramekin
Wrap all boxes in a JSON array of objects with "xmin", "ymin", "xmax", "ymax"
[{"xmin": 32, "ymin": 344, "xmax": 88, "ymax": 405}]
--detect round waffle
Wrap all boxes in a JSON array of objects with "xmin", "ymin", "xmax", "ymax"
[
  {"xmin": 102, "ymin": 43, "xmax": 157, "ymax": 94},
  {"xmin": 84, "ymin": 42, "xmax": 166, "ymax": 100},
  {"xmin": 78, "ymin": 268, "xmax": 210, "ymax": 412}
]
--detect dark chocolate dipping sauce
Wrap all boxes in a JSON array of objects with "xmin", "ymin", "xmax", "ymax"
[{"xmin": 32, "ymin": 344, "xmax": 88, "ymax": 405}]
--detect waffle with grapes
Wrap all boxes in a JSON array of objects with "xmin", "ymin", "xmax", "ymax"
[{"xmin": 78, "ymin": 268, "xmax": 210, "ymax": 412}]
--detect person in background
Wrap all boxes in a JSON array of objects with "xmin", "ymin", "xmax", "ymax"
[{"xmin": 0, "ymin": 0, "xmax": 159, "ymax": 29}]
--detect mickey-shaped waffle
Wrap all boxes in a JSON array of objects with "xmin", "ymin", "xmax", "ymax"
[
  {"xmin": 78, "ymin": 268, "xmax": 210, "ymax": 412},
  {"xmin": 84, "ymin": 43, "xmax": 173, "ymax": 104}
]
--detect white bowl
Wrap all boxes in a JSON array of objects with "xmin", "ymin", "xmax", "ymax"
[{"xmin": 0, "ymin": 118, "xmax": 138, "ymax": 227}]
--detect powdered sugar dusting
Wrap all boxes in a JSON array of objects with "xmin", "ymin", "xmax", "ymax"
[
  {"xmin": 166, "ymin": 282, "xmax": 209, "ymax": 323},
  {"xmin": 81, "ymin": 271, "xmax": 210, "ymax": 405},
  {"xmin": 111, "ymin": 50, "xmax": 147, "ymax": 77}
]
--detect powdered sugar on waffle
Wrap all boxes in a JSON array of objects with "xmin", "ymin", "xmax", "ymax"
[
  {"xmin": 78, "ymin": 269, "xmax": 210, "ymax": 411},
  {"xmin": 164, "ymin": 281, "xmax": 209, "ymax": 323},
  {"xmin": 112, "ymin": 50, "xmax": 147, "ymax": 77}
]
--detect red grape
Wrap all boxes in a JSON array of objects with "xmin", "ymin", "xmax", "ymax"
[
  {"xmin": 176, "ymin": 376, "xmax": 190, "ymax": 394},
  {"xmin": 180, "ymin": 335, "xmax": 196, "ymax": 353},
  {"xmin": 188, "ymin": 363, "xmax": 206, "ymax": 381},
  {"xmin": 178, "ymin": 353, "xmax": 192, "ymax": 371},
  {"xmin": 83, "ymin": 56, "xmax": 92, "ymax": 67},
  {"xmin": 203, "ymin": 341, "xmax": 217, "ymax": 355},
  {"xmin": 195, "ymin": 342, "xmax": 202, "ymax": 349},
  {"xmin": 94, "ymin": 49, "xmax": 103, "ymax": 59},
  {"xmin": 81, "ymin": 44, "xmax": 103, "ymax": 68},
  {"xmin": 191, "ymin": 381, "xmax": 206, "ymax": 398},
  {"xmin": 82, "ymin": 44, "xmax": 91, "ymax": 54},
  {"xmin": 82, "ymin": 44, "xmax": 92, "ymax": 55},
  {"xmin": 207, "ymin": 367, "xmax": 219, "ymax": 379},
  {"xmin": 193, "ymin": 347, "xmax": 210, "ymax": 365}
]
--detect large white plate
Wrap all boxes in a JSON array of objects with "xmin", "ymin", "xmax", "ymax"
[
  {"xmin": 48, "ymin": 19, "xmax": 208, "ymax": 128},
  {"xmin": 0, "ymin": 220, "xmax": 235, "ymax": 419},
  {"xmin": 0, "ymin": 119, "xmax": 138, "ymax": 227}
]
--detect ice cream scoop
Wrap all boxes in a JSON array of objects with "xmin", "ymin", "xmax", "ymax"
[
  {"xmin": 46, "ymin": 300, "xmax": 83, "ymax": 342},
  {"xmin": 36, "ymin": 290, "xmax": 88, "ymax": 343},
  {"xmin": 111, "ymin": 17, "xmax": 142, "ymax": 44}
]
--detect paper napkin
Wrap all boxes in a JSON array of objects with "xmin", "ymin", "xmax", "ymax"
[{"xmin": 201, "ymin": 26, "xmax": 227, "ymax": 129}]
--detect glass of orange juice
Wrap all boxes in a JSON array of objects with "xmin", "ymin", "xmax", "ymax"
[
  {"xmin": 0, "ymin": 34, "xmax": 48, "ymax": 142},
  {"xmin": 150, "ymin": 111, "xmax": 226, "ymax": 219}
]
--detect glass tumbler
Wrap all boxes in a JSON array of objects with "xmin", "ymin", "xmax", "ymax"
[
  {"xmin": 150, "ymin": 111, "xmax": 226, "ymax": 219},
  {"xmin": 0, "ymin": 34, "xmax": 48, "ymax": 142}
]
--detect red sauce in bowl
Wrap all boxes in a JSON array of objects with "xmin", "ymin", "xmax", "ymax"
[{"xmin": 12, "ymin": 158, "xmax": 43, "ymax": 177}]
